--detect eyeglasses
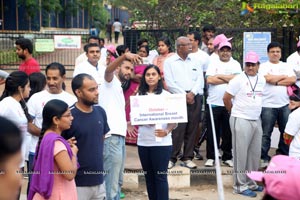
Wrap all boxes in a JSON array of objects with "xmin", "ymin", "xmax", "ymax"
[
  {"xmin": 61, "ymin": 113, "xmax": 73, "ymax": 118},
  {"xmin": 245, "ymin": 63, "xmax": 257, "ymax": 67}
]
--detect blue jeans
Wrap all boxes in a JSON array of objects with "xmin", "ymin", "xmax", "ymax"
[
  {"xmin": 27, "ymin": 152, "xmax": 35, "ymax": 196},
  {"xmin": 261, "ymin": 105, "xmax": 290, "ymax": 161},
  {"xmin": 138, "ymin": 145, "xmax": 172, "ymax": 200},
  {"xmin": 104, "ymin": 135, "xmax": 125, "ymax": 200}
]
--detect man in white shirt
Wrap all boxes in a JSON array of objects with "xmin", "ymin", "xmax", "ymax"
[
  {"xmin": 259, "ymin": 42, "xmax": 296, "ymax": 167},
  {"xmin": 205, "ymin": 41, "xmax": 241, "ymax": 167},
  {"xmin": 73, "ymin": 43, "xmax": 106, "ymax": 87},
  {"xmin": 99, "ymin": 52, "xmax": 141, "ymax": 199},
  {"xmin": 164, "ymin": 36, "xmax": 204, "ymax": 169},
  {"xmin": 75, "ymin": 36, "xmax": 104, "ymax": 67},
  {"xmin": 223, "ymin": 51, "xmax": 266, "ymax": 197},
  {"xmin": 27, "ymin": 62, "xmax": 77, "ymax": 190},
  {"xmin": 112, "ymin": 18, "xmax": 122, "ymax": 44},
  {"xmin": 287, "ymin": 40, "xmax": 300, "ymax": 87},
  {"xmin": 187, "ymin": 31, "xmax": 210, "ymax": 160}
]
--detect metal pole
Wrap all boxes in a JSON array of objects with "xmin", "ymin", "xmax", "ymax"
[{"xmin": 208, "ymin": 104, "xmax": 225, "ymax": 200}]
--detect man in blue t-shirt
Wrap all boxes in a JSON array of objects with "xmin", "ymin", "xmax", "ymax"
[{"xmin": 63, "ymin": 73, "xmax": 110, "ymax": 200}]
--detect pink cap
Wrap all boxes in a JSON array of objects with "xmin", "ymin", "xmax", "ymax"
[
  {"xmin": 106, "ymin": 44, "xmax": 116, "ymax": 54},
  {"xmin": 245, "ymin": 51, "xmax": 259, "ymax": 63},
  {"xmin": 297, "ymin": 41, "xmax": 300, "ymax": 47},
  {"xmin": 213, "ymin": 34, "xmax": 233, "ymax": 47},
  {"xmin": 218, "ymin": 41, "xmax": 232, "ymax": 50},
  {"xmin": 247, "ymin": 155, "xmax": 300, "ymax": 200}
]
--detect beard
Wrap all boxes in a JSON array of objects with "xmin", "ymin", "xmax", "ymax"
[
  {"xmin": 82, "ymin": 98, "xmax": 97, "ymax": 106},
  {"xmin": 18, "ymin": 54, "xmax": 26, "ymax": 60}
]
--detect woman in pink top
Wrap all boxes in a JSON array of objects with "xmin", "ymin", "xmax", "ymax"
[
  {"xmin": 153, "ymin": 36, "xmax": 175, "ymax": 90},
  {"xmin": 29, "ymin": 99, "xmax": 78, "ymax": 200}
]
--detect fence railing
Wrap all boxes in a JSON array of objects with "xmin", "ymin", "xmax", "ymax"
[{"xmin": 0, "ymin": 31, "xmax": 89, "ymax": 73}]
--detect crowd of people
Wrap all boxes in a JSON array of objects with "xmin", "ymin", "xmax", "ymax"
[{"xmin": 1, "ymin": 23, "xmax": 300, "ymax": 200}]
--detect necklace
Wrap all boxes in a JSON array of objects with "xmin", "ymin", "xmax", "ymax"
[{"xmin": 245, "ymin": 72, "xmax": 258, "ymax": 99}]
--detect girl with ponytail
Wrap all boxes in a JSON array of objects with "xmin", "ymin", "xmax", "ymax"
[{"xmin": 0, "ymin": 70, "xmax": 31, "ymax": 199}]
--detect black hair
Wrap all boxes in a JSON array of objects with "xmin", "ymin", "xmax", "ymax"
[
  {"xmin": 84, "ymin": 43, "xmax": 100, "ymax": 53},
  {"xmin": 27, "ymin": 72, "xmax": 46, "ymax": 100},
  {"xmin": 157, "ymin": 36, "xmax": 172, "ymax": 52},
  {"xmin": 0, "ymin": 116, "xmax": 22, "ymax": 165},
  {"xmin": 45, "ymin": 62, "xmax": 66, "ymax": 90},
  {"xmin": 202, "ymin": 24, "xmax": 216, "ymax": 33},
  {"xmin": 267, "ymin": 42, "xmax": 282, "ymax": 52},
  {"xmin": 188, "ymin": 31, "xmax": 201, "ymax": 43},
  {"xmin": 138, "ymin": 65, "xmax": 163, "ymax": 95},
  {"xmin": 72, "ymin": 73, "xmax": 94, "ymax": 97},
  {"xmin": 297, "ymin": 46, "xmax": 300, "ymax": 53},
  {"xmin": 137, "ymin": 38, "xmax": 148, "ymax": 48},
  {"xmin": 138, "ymin": 45, "xmax": 149, "ymax": 57},
  {"xmin": 0, "ymin": 71, "xmax": 28, "ymax": 100},
  {"xmin": 15, "ymin": 38, "xmax": 33, "ymax": 54},
  {"xmin": 99, "ymin": 38, "xmax": 105, "ymax": 44},
  {"xmin": 87, "ymin": 36, "xmax": 100, "ymax": 43},
  {"xmin": 35, "ymin": 99, "xmax": 69, "ymax": 160},
  {"xmin": 0, "ymin": 71, "xmax": 31, "ymax": 122},
  {"xmin": 116, "ymin": 44, "xmax": 128, "ymax": 56}
]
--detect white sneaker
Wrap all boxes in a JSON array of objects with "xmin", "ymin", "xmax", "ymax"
[
  {"xmin": 260, "ymin": 159, "xmax": 269, "ymax": 168},
  {"xmin": 181, "ymin": 160, "xmax": 197, "ymax": 169},
  {"xmin": 223, "ymin": 160, "xmax": 233, "ymax": 167},
  {"xmin": 168, "ymin": 161, "xmax": 175, "ymax": 169},
  {"xmin": 205, "ymin": 159, "xmax": 214, "ymax": 167}
]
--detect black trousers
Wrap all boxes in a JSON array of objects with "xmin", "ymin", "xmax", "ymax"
[
  {"xmin": 206, "ymin": 106, "xmax": 232, "ymax": 161},
  {"xmin": 170, "ymin": 95, "xmax": 202, "ymax": 163}
]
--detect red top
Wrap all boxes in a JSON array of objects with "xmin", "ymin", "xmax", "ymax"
[{"xmin": 19, "ymin": 57, "xmax": 40, "ymax": 75}]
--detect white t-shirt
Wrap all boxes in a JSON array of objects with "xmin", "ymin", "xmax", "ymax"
[
  {"xmin": 284, "ymin": 108, "xmax": 300, "ymax": 159},
  {"xmin": 259, "ymin": 61, "xmax": 295, "ymax": 108},
  {"xmin": 113, "ymin": 21, "xmax": 122, "ymax": 32},
  {"xmin": 137, "ymin": 90, "xmax": 172, "ymax": 146},
  {"xmin": 0, "ymin": 96, "xmax": 28, "ymax": 168},
  {"xmin": 206, "ymin": 58, "xmax": 242, "ymax": 106},
  {"xmin": 73, "ymin": 60, "xmax": 106, "ymax": 86},
  {"xmin": 226, "ymin": 72, "xmax": 266, "ymax": 120},
  {"xmin": 27, "ymin": 90, "xmax": 77, "ymax": 153},
  {"xmin": 189, "ymin": 48, "xmax": 210, "ymax": 72},
  {"xmin": 287, "ymin": 51, "xmax": 300, "ymax": 87},
  {"xmin": 99, "ymin": 76, "xmax": 127, "ymax": 137}
]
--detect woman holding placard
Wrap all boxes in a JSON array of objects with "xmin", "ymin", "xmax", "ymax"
[{"xmin": 137, "ymin": 65, "xmax": 176, "ymax": 200}]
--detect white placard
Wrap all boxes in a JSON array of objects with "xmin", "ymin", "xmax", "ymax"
[
  {"xmin": 130, "ymin": 94, "xmax": 187, "ymax": 125},
  {"xmin": 54, "ymin": 35, "xmax": 81, "ymax": 49}
]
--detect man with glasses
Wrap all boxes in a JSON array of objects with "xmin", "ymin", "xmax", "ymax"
[
  {"xmin": 164, "ymin": 36, "xmax": 204, "ymax": 169},
  {"xmin": 223, "ymin": 51, "xmax": 265, "ymax": 197},
  {"xmin": 259, "ymin": 42, "xmax": 296, "ymax": 167},
  {"xmin": 204, "ymin": 41, "xmax": 241, "ymax": 167}
]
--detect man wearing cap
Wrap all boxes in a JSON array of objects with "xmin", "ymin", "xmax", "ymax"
[
  {"xmin": 205, "ymin": 41, "xmax": 241, "ymax": 167},
  {"xmin": 287, "ymin": 40, "xmax": 300, "ymax": 87},
  {"xmin": 164, "ymin": 36, "xmax": 204, "ymax": 169},
  {"xmin": 223, "ymin": 51, "xmax": 266, "ymax": 197},
  {"xmin": 209, "ymin": 34, "xmax": 233, "ymax": 62},
  {"xmin": 200, "ymin": 24, "xmax": 215, "ymax": 54},
  {"xmin": 259, "ymin": 42, "xmax": 296, "ymax": 167}
]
